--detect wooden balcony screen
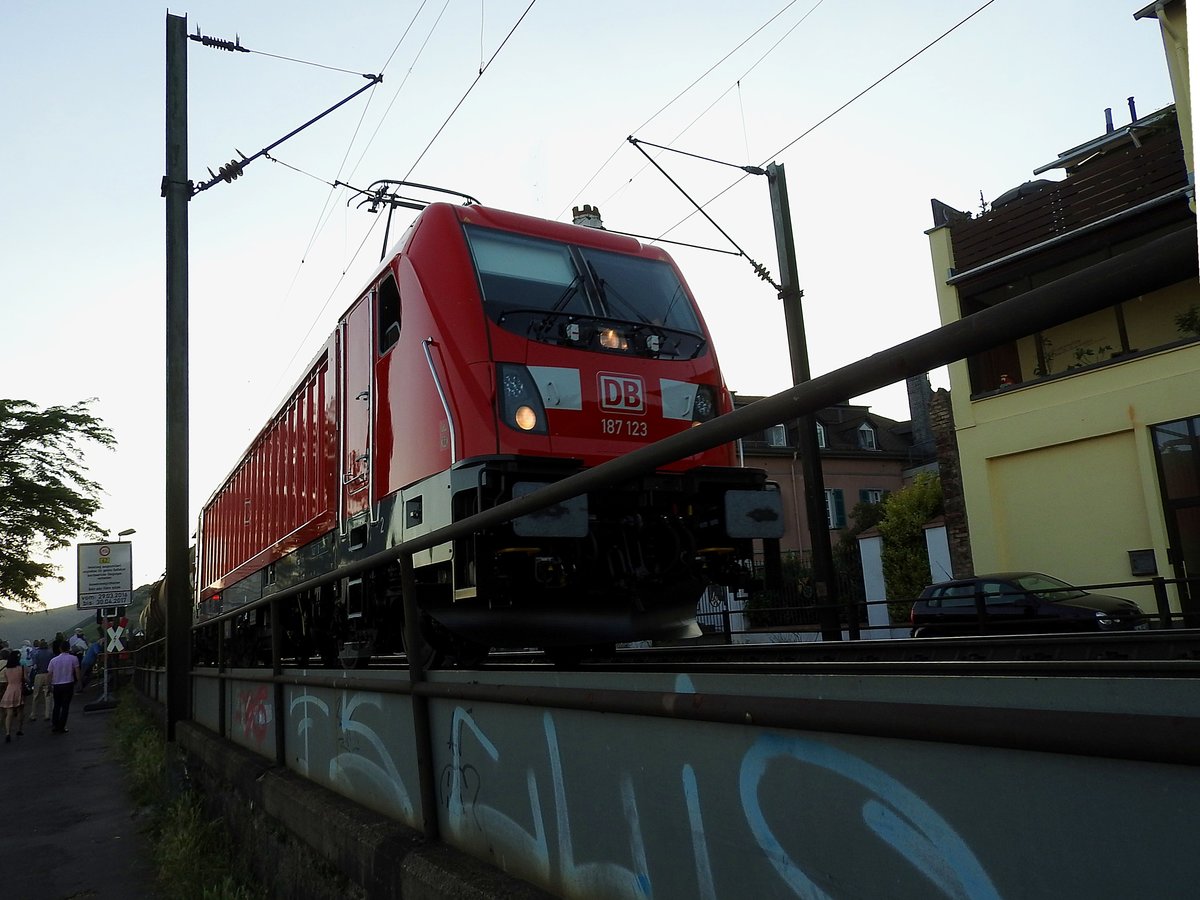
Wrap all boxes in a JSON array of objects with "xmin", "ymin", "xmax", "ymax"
[{"xmin": 949, "ymin": 128, "xmax": 1187, "ymax": 274}]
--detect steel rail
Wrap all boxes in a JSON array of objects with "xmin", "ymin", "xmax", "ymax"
[
  {"xmin": 192, "ymin": 657, "xmax": 1200, "ymax": 678},
  {"xmin": 193, "ymin": 225, "xmax": 1197, "ymax": 632}
]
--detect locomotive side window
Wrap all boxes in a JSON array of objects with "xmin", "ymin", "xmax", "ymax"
[{"xmin": 378, "ymin": 274, "xmax": 401, "ymax": 354}]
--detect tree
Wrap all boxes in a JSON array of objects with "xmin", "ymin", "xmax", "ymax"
[
  {"xmin": 0, "ymin": 399, "xmax": 115, "ymax": 610},
  {"xmin": 877, "ymin": 473, "xmax": 944, "ymax": 618}
]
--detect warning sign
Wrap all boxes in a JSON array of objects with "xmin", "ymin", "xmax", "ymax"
[
  {"xmin": 77, "ymin": 541, "xmax": 133, "ymax": 610},
  {"xmin": 106, "ymin": 622, "xmax": 126, "ymax": 652}
]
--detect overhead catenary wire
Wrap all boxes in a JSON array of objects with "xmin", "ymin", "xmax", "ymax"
[
  {"xmin": 263, "ymin": 0, "xmax": 447, "ymax": 401},
  {"xmin": 400, "ymin": 0, "xmax": 538, "ymax": 182},
  {"xmin": 287, "ymin": 0, "xmax": 445, "ymax": 275},
  {"xmin": 263, "ymin": 152, "xmax": 338, "ymax": 188},
  {"xmin": 273, "ymin": 208, "xmax": 389, "ymax": 392},
  {"xmin": 190, "ymin": 25, "xmax": 381, "ymax": 78},
  {"xmin": 558, "ymin": 0, "xmax": 807, "ymax": 220},
  {"xmin": 630, "ymin": 138, "xmax": 766, "ymax": 176},
  {"xmin": 652, "ymin": 0, "xmax": 1000, "ymax": 242},
  {"xmin": 242, "ymin": 48, "xmax": 374, "ymax": 78},
  {"xmin": 344, "ymin": 0, "xmax": 452, "ymax": 187},
  {"xmin": 191, "ymin": 73, "xmax": 382, "ymax": 195},
  {"xmin": 266, "ymin": 2, "xmax": 537, "ymax": 400},
  {"xmin": 593, "ymin": 0, "xmax": 827, "ymax": 214},
  {"xmin": 738, "ymin": 80, "xmax": 751, "ymax": 165},
  {"xmin": 627, "ymin": 138, "xmax": 780, "ymax": 291}
]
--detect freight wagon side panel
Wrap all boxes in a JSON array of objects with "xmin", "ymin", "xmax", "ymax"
[{"xmin": 199, "ymin": 353, "xmax": 337, "ymax": 597}]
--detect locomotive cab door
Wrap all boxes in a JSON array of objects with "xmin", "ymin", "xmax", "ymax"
[{"xmin": 339, "ymin": 294, "xmax": 374, "ymax": 541}]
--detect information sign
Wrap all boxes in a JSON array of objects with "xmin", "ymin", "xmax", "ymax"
[{"xmin": 77, "ymin": 541, "xmax": 133, "ymax": 610}]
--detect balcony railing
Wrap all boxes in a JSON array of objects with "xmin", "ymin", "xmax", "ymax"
[{"xmin": 949, "ymin": 125, "xmax": 1187, "ymax": 274}]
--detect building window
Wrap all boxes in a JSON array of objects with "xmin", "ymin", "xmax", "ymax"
[
  {"xmin": 766, "ymin": 424, "xmax": 787, "ymax": 447},
  {"xmin": 857, "ymin": 422, "xmax": 877, "ymax": 450},
  {"xmin": 816, "ymin": 422, "xmax": 826, "ymax": 448},
  {"xmin": 824, "ymin": 488, "xmax": 846, "ymax": 528},
  {"xmin": 860, "ymin": 488, "xmax": 885, "ymax": 505}
]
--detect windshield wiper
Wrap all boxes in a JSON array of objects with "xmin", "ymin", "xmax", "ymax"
[
  {"xmin": 549, "ymin": 272, "xmax": 585, "ymax": 314},
  {"xmin": 585, "ymin": 261, "xmax": 654, "ymax": 326}
]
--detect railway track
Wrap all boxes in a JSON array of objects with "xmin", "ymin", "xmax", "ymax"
[{"xmin": 221, "ymin": 628, "xmax": 1200, "ymax": 677}]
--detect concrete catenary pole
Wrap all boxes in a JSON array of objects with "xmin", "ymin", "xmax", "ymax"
[
  {"xmin": 766, "ymin": 162, "xmax": 845, "ymax": 641},
  {"xmin": 164, "ymin": 13, "xmax": 191, "ymax": 738}
]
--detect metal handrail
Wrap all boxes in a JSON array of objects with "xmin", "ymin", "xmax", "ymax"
[{"xmin": 421, "ymin": 337, "xmax": 457, "ymax": 466}]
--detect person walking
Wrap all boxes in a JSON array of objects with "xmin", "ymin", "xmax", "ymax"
[
  {"xmin": 28, "ymin": 640, "xmax": 52, "ymax": 721},
  {"xmin": 0, "ymin": 648, "xmax": 26, "ymax": 742},
  {"xmin": 68, "ymin": 628, "xmax": 89, "ymax": 658},
  {"xmin": 47, "ymin": 640, "xmax": 82, "ymax": 734},
  {"xmin": 80, "ymin": 635, "xmax": 105, "ymax": 689}
]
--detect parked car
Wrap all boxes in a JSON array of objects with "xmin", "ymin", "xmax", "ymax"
[{"xmin": 909, "ymin": 572, "xmax": 1150, "ymax": 637}]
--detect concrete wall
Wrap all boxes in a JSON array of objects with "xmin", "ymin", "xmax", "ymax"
[
  {"xmin": 177, "ymin": 716, "xmax": 553, "ymax": 900},
  {"xmin": 173, "ymin": 666, "xmax": 1200, "ymax": 899}
]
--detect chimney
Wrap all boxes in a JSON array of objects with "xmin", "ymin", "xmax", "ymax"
[
  {"xmin": 1104, "ymin": 107, "xmax": 1114, "ymax": 133},
  {"xmin": 1128, "ymin": 96, "xmax": 1137, "ymax": 122},
  {"xmin": 572, "ymin": 204, "xmax": 605, "ymax": 229},
  {"xmin": 906, "ymin": 373, "xmax": 936, "ymax": 461}
]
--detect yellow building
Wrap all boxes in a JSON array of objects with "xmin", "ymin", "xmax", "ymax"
[{"xmin": 925, "ymin": 2, "xmax": 1197, "ymax": 615}]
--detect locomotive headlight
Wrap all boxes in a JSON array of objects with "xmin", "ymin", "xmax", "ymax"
[
  {"xmin": 515, "ymin": 405, "xmax": 538, "ymax": 431},
  {"xmin": 692, "ymin": 385, "xmax": 717, "ymax": 423},
  {"xmin": 599, "ymin": 327, "xmax": 627, "ymax": 350},
  {"xmin": 497, "ymin": 363, "xmax": 548, "ymax": 434}
]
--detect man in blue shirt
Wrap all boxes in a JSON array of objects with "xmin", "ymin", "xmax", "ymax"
[{"xmin": 81, "ymin": 637, "xmax": 104, "ymax": 689}]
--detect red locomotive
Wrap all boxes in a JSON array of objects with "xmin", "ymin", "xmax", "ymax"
[{"xmin": 196, "ymin": 195, "xmax": 782, "ymax": 666}]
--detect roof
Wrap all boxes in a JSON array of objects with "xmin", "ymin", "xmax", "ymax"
[
  {"xmin": 933, "ymin": 105, "xmax": 1189, "ymax": 285},
  {"xmin": 732, "ymin": 396, "xmax": 914, "ymax": 455},
  {"xmin": 1133, "ymin": 0, "xmax": 1183, "ymax": 21},
  {"xmin": 1032, "ymin": 106, "xmax": 1178, "ymax": 175}
]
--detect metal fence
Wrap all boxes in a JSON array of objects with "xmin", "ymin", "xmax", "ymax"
[{"xmin": 695, "ymin": 574, "xmax": 1197, "ymax": 644}]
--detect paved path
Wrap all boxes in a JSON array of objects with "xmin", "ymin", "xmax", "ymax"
[{"xmin": 1, "ymin": 685, "xmax": 158, "ymax": 899}]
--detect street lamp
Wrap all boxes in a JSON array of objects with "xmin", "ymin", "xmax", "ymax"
[{"xmin": 114, "ymin": 527, "xmax": 136, "ymax": 541}]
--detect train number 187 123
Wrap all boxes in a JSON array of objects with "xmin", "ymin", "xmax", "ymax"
[{"xmin": 601, "ymin": 418, "xmax": 648, "ymax": 437}]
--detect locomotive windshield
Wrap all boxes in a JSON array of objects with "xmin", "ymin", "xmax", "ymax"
[{"xmin": 464, "ymin": 225, "xmax": 705, "ymax": 359}]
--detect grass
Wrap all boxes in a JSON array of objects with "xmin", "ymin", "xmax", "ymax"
[{"xmin": 112, "ymin": 696, "xmax": 268, "ymax": 900}]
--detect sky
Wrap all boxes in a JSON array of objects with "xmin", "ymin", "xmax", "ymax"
[{"xmin": 0, "ymin": 0, "xmax": 1181, "ymax": 608}]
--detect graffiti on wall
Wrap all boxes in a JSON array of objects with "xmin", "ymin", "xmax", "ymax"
[
  {"xmin": 277, "ymin": 680, "xmax": 1001, "ymax": 899},
  {"xmin": 235, "ymin": 685, "xmax": 272, "ymax": 747},
  {"xmin": 440, "ymin": 707, "xmax": 1001, "ymax": 899},
  {"xmin": 289, "ymin": 689, "xmax": 415, "ymax": 822}
]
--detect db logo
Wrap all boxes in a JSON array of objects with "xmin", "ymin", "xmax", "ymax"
[{"xmin": 598, "ymin": 373, "xmax": 645, "ymax": 414}]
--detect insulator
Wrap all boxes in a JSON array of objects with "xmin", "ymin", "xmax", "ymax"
[
  {"xmin": 218, "ymin": 159, "xmax": 244, "ymax": 182},
  {"xmin": 194, "ymin": 33, "xmax": 246, "ymax": 52}
]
